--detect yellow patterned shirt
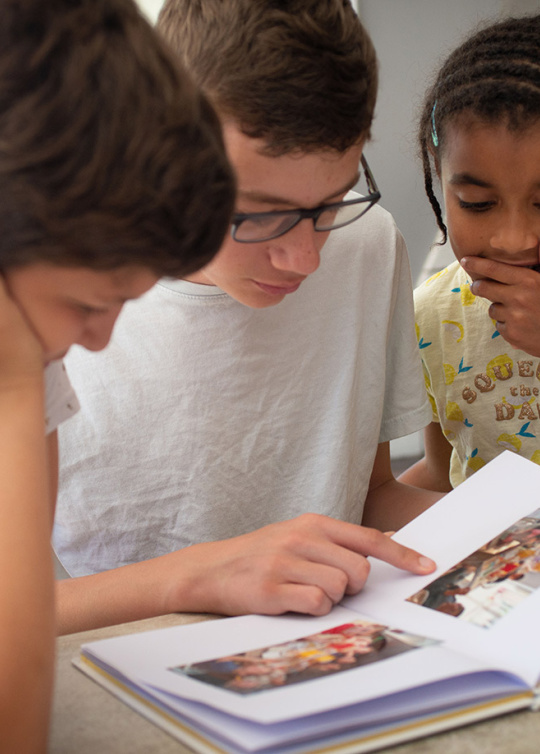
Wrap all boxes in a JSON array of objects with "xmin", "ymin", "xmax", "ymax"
[{"xmin": 414, "ymin": 260, "xmax": 540, "ymax": 487}]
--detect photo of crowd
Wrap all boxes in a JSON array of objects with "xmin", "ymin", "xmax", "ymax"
[
  {"xmin": 407, "ymin": 508, "xmax": 540, "ymax": 627},
  {"xmin": 170, "ymin": 620, "xmax": 435, "ymax": 695}
]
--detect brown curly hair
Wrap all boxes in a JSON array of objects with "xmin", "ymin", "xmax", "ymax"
[
  {"xmin": 0, "ymin": 0, "xmax": 235, "ymax": 277},
  {"xmin": 158, "ymin": 0, "xmax": 377, "ymax": 155}
]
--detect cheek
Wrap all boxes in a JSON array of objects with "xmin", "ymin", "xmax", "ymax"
[
  {"xmin": 15, "ymin": 304, "xmax": 74, "ymax": 357},
  {"xmin": 447, "ymin": 223, "xmax": 487, "ymax": 282},
  {"xmin": 2, "ymin": 273, "xmax": 54, "ymax": 347},
  {"xmin": 445, "ymin": 208, "xmax": 483, "ymax": 258},
  {"xmin": 36, "ymin": 308, "xmax": 80, "ymax": 349},
  {"xmin": 5, "ymin": 290, "xmax": 47, "ymax": 343},
  {"xmin": 315, "ymin": 230, "xmax": 331, "ymax": 253},
  {"xmin": 210, "ymin": 240, "xmax": 261, "ymax": 278},
  {"xmin": 449, "ymin": 225, "xmax": 486, "ymax": 259}
]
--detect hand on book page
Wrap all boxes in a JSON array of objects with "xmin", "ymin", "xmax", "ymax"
[{"xmin": 177, "ymin": 513, "xmax": 436, "ymax": 617}]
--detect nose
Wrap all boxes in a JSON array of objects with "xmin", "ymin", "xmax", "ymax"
[
  {"xmin": 490, "ymin": 209, "xmax": 540, "ymax": 257},
  {"xmin": 77, "ymin": 308, "xmax": 122, "ymax": 352},
  {"xmin": 268, "ymin": 219, "xmax": 322, "ymax": 275}
]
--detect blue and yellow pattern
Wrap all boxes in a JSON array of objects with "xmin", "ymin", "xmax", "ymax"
[{"xmin": 415, "ymin": 260, "xmax": 540, "ymax": 487}]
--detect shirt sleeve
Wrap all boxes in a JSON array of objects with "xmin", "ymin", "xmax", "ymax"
[
  {"xmin": 44, "ymin": 359, "xmax": 80, "ymax": 435},
  {"xmin": 378, "ymin": 229, "xmax": 432, "ymax": 442}
]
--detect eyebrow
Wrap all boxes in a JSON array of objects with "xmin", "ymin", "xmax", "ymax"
[
  {"xmin": 448, "ymin": 172, "xmax": 492, "ymax": 188},
  {"xmin": 237, "ymin": 172, "xmax": 361, "ymax": 208},
  {"xmin": 450, "ymin": 171, "xmax": 540, "ymax": 192}
]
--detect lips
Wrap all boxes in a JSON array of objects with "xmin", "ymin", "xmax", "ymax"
[{"xmin": 254, "ymin": 280, "xmax": 303, "ymax": 295}]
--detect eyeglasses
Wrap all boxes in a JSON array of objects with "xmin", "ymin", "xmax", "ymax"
[{"xmin": 230, "ymin": 155, "xmax": 381, "ymax": 244}]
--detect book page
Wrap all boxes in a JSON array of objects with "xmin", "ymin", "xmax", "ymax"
[
  {"xmin": 82, "ymin": 604, "xmax": 516, "ymax": 725},
  {"xmin": 345, "ymin": 451, "xmax": 540, "ymax": 686}
]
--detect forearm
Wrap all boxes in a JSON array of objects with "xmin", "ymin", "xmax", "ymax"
[
  {"xmin": 0, "ymin": 385, "xmax": 55, "ymax": 752},
  {"xmin": 398, "ymin": 457, "xmax": 453, "ymax": 492},
  {"xmin": 56, "ymin": 540, "xmax": 241, "ymax": 634},
  {"xmin": 57, "ymin": 512, "xmax": 438, "ymax": 634},
  {"xmin": 57, "ymin": 551, "xmax": 197, "ymax": 635},
  {"xmin": 398, "ymin": 424, "xmax": 453, "ymax": 493},
  {"xmin": 362, "ymin": 477, "xmax": 443, "ymax": 531}
]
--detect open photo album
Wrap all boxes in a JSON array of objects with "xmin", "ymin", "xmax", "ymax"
[{"xmin": 75, "ymin": 451, "xmax": 540, "ymax": 754}]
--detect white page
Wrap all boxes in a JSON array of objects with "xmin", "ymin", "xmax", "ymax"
[
  {"xmin": 83, "ymin": 606, "xmax": 500, "ymax": 725},
  {"xmin": 345, "ymin": 451, "xmax": 540, "ymax": 686},
  {"xmin": 133, "ymin": 670, "xmax": 528, "ymax": 752}
]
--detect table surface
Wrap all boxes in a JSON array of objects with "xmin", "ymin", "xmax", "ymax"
[{"xmin": 51, "ymin": 613, "xmax": 540, "ymax": 754}]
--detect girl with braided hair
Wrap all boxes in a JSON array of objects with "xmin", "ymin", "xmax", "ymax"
[{"xmin": 400, "ymin": 14, "xmax": 540, "ymax": 492}]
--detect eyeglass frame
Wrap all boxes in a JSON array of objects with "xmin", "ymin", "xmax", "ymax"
[{"xmin": 230, "ymin": 155, "xmax": 381, "ymax": 244}]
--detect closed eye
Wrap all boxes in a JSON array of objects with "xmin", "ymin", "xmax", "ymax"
[
  {"xmin": 458, "ymin": 199, "xmax": 495, "ymax": 212},
  {"xmin": 74, "ymin": 303, "xmax": 108, "ymax": 315}
]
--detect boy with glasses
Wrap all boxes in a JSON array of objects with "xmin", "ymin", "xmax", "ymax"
[{"xmin": 54, "ymin": 0, "xmax": 440, "ymax": 634}]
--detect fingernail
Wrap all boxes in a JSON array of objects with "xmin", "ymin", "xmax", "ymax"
[{"xmin": 418, "ymin": 556, "xmax": 436, "ymax": 570}]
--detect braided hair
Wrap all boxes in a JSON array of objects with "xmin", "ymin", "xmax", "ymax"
[{"xmin": 419, "ymin": 14, "xmax": 540, "ymax": 243}]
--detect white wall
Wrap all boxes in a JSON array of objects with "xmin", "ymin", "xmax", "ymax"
[{"xmin": 136, "ymin": 0, "xmax": 162, "ymax": 23}]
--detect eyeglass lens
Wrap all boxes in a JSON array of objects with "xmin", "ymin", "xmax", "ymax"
[
  {"xmin": 314, "ymin": 201, "xmax": 374, "ymax": 231},
  {"xmin": 232, "ymin": 157, "xmax": 379, "ymax": 242},
  {"xmin": 237, "ymin": 213, "xmax": 299, "ymax": 241}
]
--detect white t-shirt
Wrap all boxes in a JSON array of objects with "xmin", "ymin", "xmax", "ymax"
[
  {"xmin": 45, "ymin": 359, "xmax": 79, "ymax": 434},
  {"xmin": 53, "ymin": 203, "xmax": 430, "ymax": 576}
]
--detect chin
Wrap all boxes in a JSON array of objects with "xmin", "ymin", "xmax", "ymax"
[
  {"xmin": 45, "ymin": 350, "xmax": 68, "ymax": 364},
  {"xmin": 249, "ymin": 295, "xmax": 286, "ymax": 309},
  {"xmin": 232, "ymin": 289, "xmax": 286, "ymax": 309}
]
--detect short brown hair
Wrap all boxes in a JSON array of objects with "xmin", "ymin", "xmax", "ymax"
[
  {"xmin": 0, "ymin": 0, "xmax": 235, "ymax": 277},
  {"xmin": 158, "ymin": 0, "xmax": 377, "ymax": 155}
]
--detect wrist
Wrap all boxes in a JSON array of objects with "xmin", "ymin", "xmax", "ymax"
[{"xmin": 160, "ymin": 543, "xmax": 225, "ymax": 615}]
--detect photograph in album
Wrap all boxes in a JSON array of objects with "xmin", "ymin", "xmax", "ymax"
[
  {"xmin": 407, "ymin": 507, "xmax": 540, "ymax": 627},
  {"xmin": 171, "ymin": 619, "xmax": 438, "ymax": 695}
]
